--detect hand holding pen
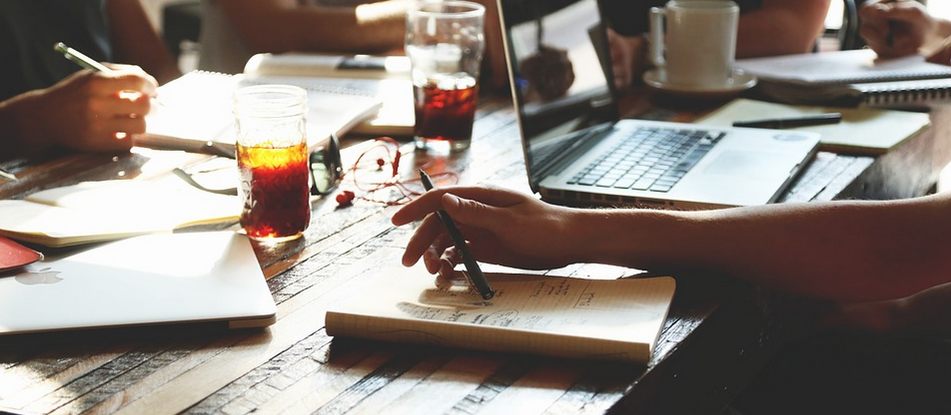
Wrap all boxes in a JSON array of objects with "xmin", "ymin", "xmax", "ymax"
[
  {"xmin": 859, "ymin": 0, "xmax": 935, "ymax": 59},
  {"xmin": 418, "ymin": 170, "xmax": 495, "ymax": 300},
  {"xmin": 39, "ymin": 42, "xmax": 160, "ymax": 153}
]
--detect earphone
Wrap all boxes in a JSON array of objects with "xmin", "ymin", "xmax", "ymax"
[{"xmin": 335, "ymin": 137, "xmax": 457, "ymax": 207}]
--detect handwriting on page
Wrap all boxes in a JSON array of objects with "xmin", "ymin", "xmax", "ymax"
[{"xmin": 395, "ymin": 278, "xmax": 664, "ymax": 335}]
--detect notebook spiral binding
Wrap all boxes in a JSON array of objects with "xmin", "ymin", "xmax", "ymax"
[{"xmin": 857, "ymin": 78, "xmax": 951, "ymax": 108}]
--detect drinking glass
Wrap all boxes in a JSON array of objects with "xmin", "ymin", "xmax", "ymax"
[
  {"xmin": 233, "ymin": 84, "xmax": 311, "ymax": 242},
  {"xmin": 406, "ymin": 0, "xmax": 485, "ymax": 154}
]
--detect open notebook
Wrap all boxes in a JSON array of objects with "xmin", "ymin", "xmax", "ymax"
[
  {"xmin": 326, "ymin": 266, "xmax": 675, "ymax": 364},
  {"xmin": 243, "ymin": 53, "xmax": 415, "ymax": 136},
  {"xmin": 0, "ymin": 231, "xmax": 276, "ymax": 335},
  {"xmin": 141, "ymin": 70, "xmax": 383, "ymax": 155},
  {"xmin": 0, "ymin": 177, "xmax": 239, "ymax": 247}
]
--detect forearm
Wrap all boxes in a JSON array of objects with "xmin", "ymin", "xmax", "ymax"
[
  {"xmin": 574, "ymin": 194, "xmax": 951, "ymax": 301},
  {"xmin": 735, "ymin": 0, "xmax": 831, "ymax": 58},
  {"xmin": 220, "ymin": 0, "xmax": 407, "ymax": 55},
  {"xmin": 106, "ymin": 0, "xmax": 181, "ymax": 84},
  {"xmin": 0, "ymin": 92, "xmax": 51, "ymax": 159}
]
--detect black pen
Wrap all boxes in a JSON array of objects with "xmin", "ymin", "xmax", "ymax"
[
  {"xmin": 733, "ymin": 113, "xmax": 842, "ymax": 129},
  {"xmin": 418, "ymin": 170, "xmax": 495, "ymax": 300},
  {"xmin": 883, "ymin": 0, "xmax": 898, "ymax": 47}
]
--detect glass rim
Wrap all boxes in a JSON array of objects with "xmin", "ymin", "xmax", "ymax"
[
  {"xmin": 233, "ymin": 84, "xmax": 308, "ymax": 117},
  {"xmin": 409, "ymin": 0, "xmax": 485, "ymax": 18}
]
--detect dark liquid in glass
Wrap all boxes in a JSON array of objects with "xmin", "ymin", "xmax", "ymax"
[
  {"xmin": 413, "ymin": 75, "xmax": 478, "ymax": 143},
  {"xmin": 237, "ymin": 142, "xmax": 310, "ymax": 240}
]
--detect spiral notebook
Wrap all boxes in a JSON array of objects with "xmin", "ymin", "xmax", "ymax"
[
  {"xmin": 736, "ymin": 49, "xmax": 951, "ymax": 108},
  {"xmin": 141, "ymin": 71, "xmax": 383, "ymax": 155}
]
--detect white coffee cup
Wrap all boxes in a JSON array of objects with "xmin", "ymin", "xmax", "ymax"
[{"xmin": 649, "ymin": 0, "xmax": 739, "ymax": 89}]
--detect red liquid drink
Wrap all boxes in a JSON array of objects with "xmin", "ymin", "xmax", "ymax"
[
  {"xmin": 237, "ymin": 142, "xmax": 310, "ymax": 241},
  {"xmin": 413, "ymin": 74, "xmax": 478, "ymax": 148}
]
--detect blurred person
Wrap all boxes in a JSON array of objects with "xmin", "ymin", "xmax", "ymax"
[
  {"xmin": 605, "ymin": 0, "xmax": 832, "ymax": 90},
  {"xmin": 0, "ymin": 0, "xmax": 181, "ymax": 160},
  {"xmin": 199, "ymin": 0, "xmax": 508, "ymax": 88}
]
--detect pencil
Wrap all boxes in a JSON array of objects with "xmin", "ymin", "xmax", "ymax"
[{"xmin": 418, "ymin": 170, "xmax": 495, "ymax": 300}]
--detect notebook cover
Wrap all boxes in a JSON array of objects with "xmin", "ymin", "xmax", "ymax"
[{"xmin": 0, "ymin": 236, "xmax": 42, "ymax": 272}]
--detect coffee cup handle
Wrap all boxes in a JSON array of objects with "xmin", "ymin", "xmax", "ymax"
[{"xmin": 649, "ymin": 7, "xmax": 666, "ymax": 68}]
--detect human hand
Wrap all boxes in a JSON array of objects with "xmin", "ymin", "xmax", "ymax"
[
  {"xmin": 6, "ymin": 64, "xmax": 158, "ymax": 155},
  {"xmin": 391, "ymin": 185, "xmax": 582, "ymax": 280},
  {"xmin": 607, "ymin": 29, "xmax": 648, "ymax": 91},
  {"xmin": 859, "ymin": 0, "xmax": 936, "ymax": 59},
  {"xmin": 924, "ymin": 36, "xmax": 951, "ymax": 65}
]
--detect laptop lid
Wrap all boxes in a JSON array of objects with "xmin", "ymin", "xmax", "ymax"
[
  {"xmin": 0, "ymin": 231, "xmax": 276, "ymax": 335},
  {"xmin": 498, "ymin": 0, "xmax": 819, "ymax": 209},
  {"xmin": 499, "ymin": 0, "xmax": 619, "ymax": 194}
]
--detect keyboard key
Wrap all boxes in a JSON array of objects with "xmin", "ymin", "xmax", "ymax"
[
  {"xmin": 632, "ymin": 178, "xmax": 655, "ymax": 190},
  {"xmin": 614, "ymin": 178, "xmax": 637, "ymax": 189}
]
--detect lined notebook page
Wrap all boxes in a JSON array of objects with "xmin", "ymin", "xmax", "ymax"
[{"xmin": 325, "ymin": 266, "xmax": 675, "ymax": 364}]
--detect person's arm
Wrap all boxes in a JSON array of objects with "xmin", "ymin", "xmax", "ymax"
[
  {"xmin": 215, "ymin": 0, "xmax": 409, "ymax": 55},
  {"xmin": 106, "ymin": 0, "xmax": 181, "ymax": 84},
  {"xmin": 735, "ymin": 0, "xmax": 832, "ymax": 58},
  {"xmin": 608, "ymin": 0, "xmax": 831, "ymax": 90},
  {"xmin": 392, "ymin": 186, "xmax": 951, "ymax": 302},
  {"xmin": 214, "ymin": 0, "xmax": 508, "ymax": 89},
  {"xmin": 824, "ymin": 281, "xmax": 951, "ymax": 336}
]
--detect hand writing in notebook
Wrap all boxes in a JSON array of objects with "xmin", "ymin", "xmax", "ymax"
[
  {"xmin": 0, "ymin": 0, "xmax": 179, "ymax": 161},
  {"xmin": 391, "ymin": 184, "xmax": 951, "ymax": 329}
]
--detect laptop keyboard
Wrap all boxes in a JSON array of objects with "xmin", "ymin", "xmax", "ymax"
[{"xmin": 567, "ymin": 127, "xmax": 724, "ymax": 193}]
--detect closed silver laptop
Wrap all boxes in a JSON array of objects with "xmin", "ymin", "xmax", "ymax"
[{"xmin": 0, "ymin": 232, "xmax": 276, "ymax": 335}]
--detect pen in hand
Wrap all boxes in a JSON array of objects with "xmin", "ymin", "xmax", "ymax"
[
  {"xmin": 0, "ymin": 169, "xmax": 16, "ymax": 181},
  {"xmin": 54, "ymin": 42, "xmax": 110, "ymax": 72},
  {"xmin": 53, "ymin": 42, "xmax": 165, "ymax": 106},
  {"xmin": 419, "ymin": 170, "xmax": 495, "ymax": 300}
]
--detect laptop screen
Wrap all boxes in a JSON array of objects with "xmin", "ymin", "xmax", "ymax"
[{"xmin": 499, "ymin": 0, "xmax": 619, "ymax": 191}]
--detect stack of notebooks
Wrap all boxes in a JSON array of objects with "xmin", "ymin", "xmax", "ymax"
[{"xmin": 736, "ymin": 49, "xmax": 951, "ymax": 109}]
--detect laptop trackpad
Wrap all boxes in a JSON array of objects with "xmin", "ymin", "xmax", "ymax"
[{"xmin": 703, "ymin": 151, "xmax": 795, "ymax": 177}]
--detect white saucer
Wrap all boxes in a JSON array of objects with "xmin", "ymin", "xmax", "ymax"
[{"xmin": 643, "ymin": 68, "xmax": 757, "ymax": 98}]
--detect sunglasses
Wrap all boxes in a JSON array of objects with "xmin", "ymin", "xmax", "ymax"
[{"xmin": 174, "ymin": 133, "xmax": 344, "ymax": 197}]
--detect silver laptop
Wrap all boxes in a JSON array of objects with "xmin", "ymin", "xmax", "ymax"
[
  {"xmin": 498, "ymin": 0, "xmax": 820, "ymax": 209},
  {"xmin": 0, "ymin": 231, "xmax": 276, "ymax": 335}
]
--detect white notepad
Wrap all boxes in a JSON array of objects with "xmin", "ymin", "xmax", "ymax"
[{"xmin": 326, "ymin": 266, "xmax": 675, "ymax": 364}]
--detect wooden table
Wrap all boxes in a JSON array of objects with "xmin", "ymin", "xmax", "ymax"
[{"xmin": 1, "ymin": 89, "xmax": 949, "ymax": 415}]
